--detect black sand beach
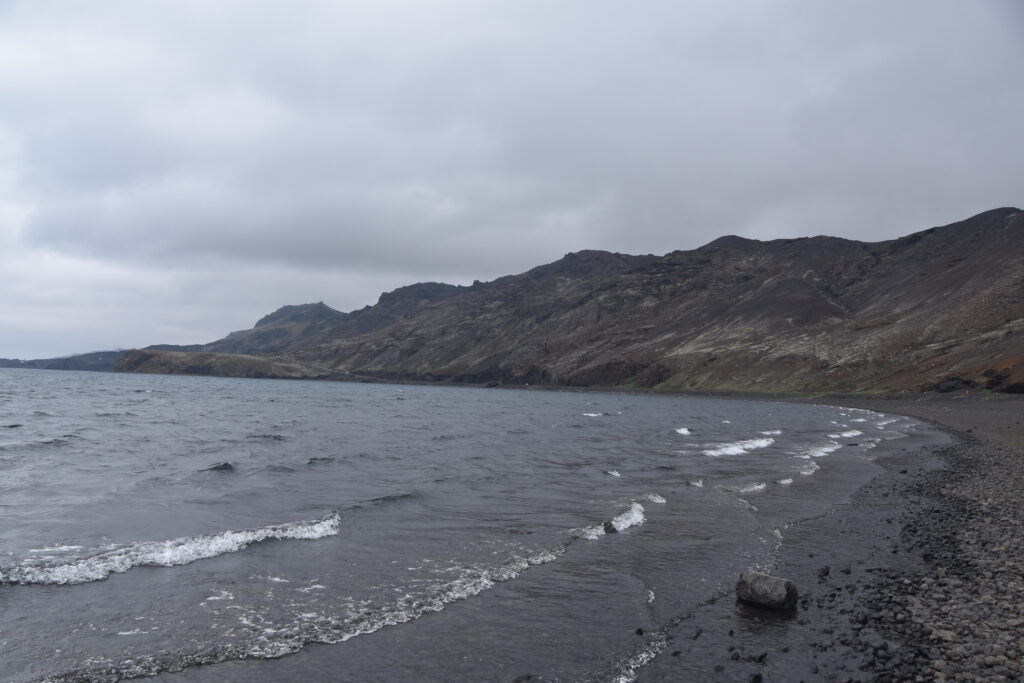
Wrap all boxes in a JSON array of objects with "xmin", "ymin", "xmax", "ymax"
[{"xmin": 639, "ymin": 394, "xmax": 1024, "ymax": 682}]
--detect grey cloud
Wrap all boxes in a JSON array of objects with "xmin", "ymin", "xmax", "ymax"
[{"xmin": 1, "ymin": 0, "xmax": 1022, "ymax": 356}]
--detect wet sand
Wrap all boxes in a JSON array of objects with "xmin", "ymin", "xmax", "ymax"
[{"xmin": 638, "ymin": 394, "xmax": 1024, "ymax": 682}]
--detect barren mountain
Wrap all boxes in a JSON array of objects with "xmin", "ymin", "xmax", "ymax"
[{"xmin": 117, "ymin": 208, "xmax": 1024, "ymax": 393}]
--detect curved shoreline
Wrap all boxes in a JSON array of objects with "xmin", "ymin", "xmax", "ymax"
[{"xmin": 636, "ymin": 396, "xmax": 1024, "ymax": 681}]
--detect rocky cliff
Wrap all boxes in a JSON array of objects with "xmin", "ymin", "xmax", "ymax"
[{"xmin": 116, "ymin": 208, "xmax": 1024, "ymax": 393}]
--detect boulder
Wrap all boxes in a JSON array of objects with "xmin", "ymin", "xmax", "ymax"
[{"xmin": 736, "ymin": 571, "xmax": 798, "ymax": 610}]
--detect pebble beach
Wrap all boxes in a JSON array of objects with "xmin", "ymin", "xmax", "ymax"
[{"xmin": 638, "ymin": 394, "xmax": 1024, "ymax": 682}]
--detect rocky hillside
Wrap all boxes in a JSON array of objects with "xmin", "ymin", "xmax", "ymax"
[
  {"xmin": 115, "ymin": 349, "xmax": 336, "ymax": 380},
  {"xmin": 117, "ymin": 208, "xmax": 1024, "ymax": 393}
]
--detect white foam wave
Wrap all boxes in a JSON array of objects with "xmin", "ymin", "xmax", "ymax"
[
  {"xmin": 803, "ymin": 441, "xmax": 841, "ymax": 458},
  {"xmin": 776, "ymin": 478, "xmax": 794, "ymax": 486},
  {"xmin": 798, "ymin": 460, "xmax": 820, "ymax": 475},
  {"xmin": 577, "ymin": 502, "xmax": 647, "ymax": 540},
  {"xmin": 1, "ymin": 513, "xmax": 342, "ymax": 586},
  {"xmin": 612, "ymin": 633, "xmax": 669, "ymax": 683},
  {"xmin": 688, "ymin": 479, "xmax": 704, "ymax": 488},
  {"xmin": 702, "ymin": 437, "xmax": 774, "ymax": 457},
  {"xmin": 236, "ymin": 548, "xmax": 566, "ymax": 663},
  {"xmin": 674, "ymin": 427, "xmax": 691, "ymax": 435},
  {"xmin": 735, "ymin": 482, "xmax": 767, "ymax": 494},
  {"xmin": 643, "ymin": 493, "xmax": 666, "ymax": 504},
  {"xmin": 829, "ymin": 430, "xmax": 862, "ymax": 439},
  {"xmin": 609, "ymin": 503, "xmax": 646, "ymax": 532},
  {"xmin": 605, "ymin": 469, "xmax": 621, "ymax": 478},
  {"xmin": 205, "ymin": 590, "xmax": 235, "ymax": 601},
  {"xmin": 582, "ymin": 412, "xmax": 602, "ymax": 417},
  {"xmin": 759, "ymin": 429, "xmax": 782, "ymax": 436}
]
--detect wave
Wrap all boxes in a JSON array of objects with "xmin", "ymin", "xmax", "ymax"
[
  {"xmin": 688, "ymin": 479, "xmax": 704, "ymax": 488},
  {"xmin": 0, "ymin": 437, "xmax": 71, "ymax": 451},
  {"xmin": 702, "ymin": 437, "xmax": 774, "ymax": 457},
  {"xmin": 801, "ymin": 441, "xmax": 842, "ymax": 458},
  {"xmin": 643, "ymin": 493, "xmax": 666, "ymax": 504},
  {"xmin": 1, "ymin": 513, "xmax": 342, "ymax": 586},
  {"xmin": 776, "ymin": 478, "xmax": 794, "ymax": 486},
  {"xmin": 798, "ymin": 460, "xmax": 820, "ymax": 475},
  {"xmin": 366, "ymin": 491, "xmax": 421, "ymax": 506},
  {"xmin": 611, "ymin": 633, "xmax": 669, "ymax": 683},
  {"xmin": 28, "ymin": 544, "xmax": 84, "ymax": 553},
  {"xmin": 605, "ymin": 469, "xmax": 621, "ymax": 478},
  {"xmin": 608, "ymin": 503, "xmax": 646, "ymax": 532},
  {"xmin": 674, "ymin": 427, "xmax": 691, "ymax": 435},
  {"xmin": 759, "ymin": 429, "xmax": 782, "ymax": 436},
  {"xmin": 828, "ymin": 430, "xmax": 862, "ymax": 439},
  {"xmin": 42, "ymin": 546, "xmax": 564, "ymax": 681},
  {"xmin": 582, "ymin": 412, "xmax": 602, "ymax": 417},
  {"xmin": 578, "ymin": 502, "xmax": 647, "ymax": 540},
  {"xmin": 734, "ymin": 482, "xmax": 767, "ymax": 494}
]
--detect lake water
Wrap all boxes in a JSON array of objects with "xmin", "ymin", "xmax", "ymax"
[{"xmin": 0, "ymin": 369, "xmax": 927, "ymax": 682}]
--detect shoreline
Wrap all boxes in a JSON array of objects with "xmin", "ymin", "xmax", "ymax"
[{"xmin": 637, "ymin": 395, "xmax": 1024, "ymax": 681}]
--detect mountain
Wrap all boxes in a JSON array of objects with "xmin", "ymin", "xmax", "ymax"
[
  {"xmin": 0, "ymin": 350, "xmax": 126, "ymax": 372},
  {"xmin": 115, "ymin": 208, "xmax": 1024, "ymax": 393}
]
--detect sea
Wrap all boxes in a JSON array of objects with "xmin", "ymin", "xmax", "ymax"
[{"xmin": 0, "ymin": 368, "xmax": 931, "ymax": 682}]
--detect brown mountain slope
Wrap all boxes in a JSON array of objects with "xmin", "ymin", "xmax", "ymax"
[{"xmin": 117, "ymin": 208, "xmax": 1024, "ymax": 393}]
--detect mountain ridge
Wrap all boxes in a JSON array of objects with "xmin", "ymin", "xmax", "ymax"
[{"xmin": 113, "ymin": 207, "xmax": 1024, "ymax": 393}]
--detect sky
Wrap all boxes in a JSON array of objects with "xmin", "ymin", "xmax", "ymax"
[{"xmin": 1, "ymin": 1, "xmax": 1022, "ymax": 358}]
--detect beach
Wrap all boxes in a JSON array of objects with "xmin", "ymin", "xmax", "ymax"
[{"xmin": 638, "ymin": 394, "xmax": 1024, "ymax": 682}]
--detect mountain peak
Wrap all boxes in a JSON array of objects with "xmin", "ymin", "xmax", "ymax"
[{"xmin": 254, "ymin": 302, "xmax": 343, "ymax": 328}]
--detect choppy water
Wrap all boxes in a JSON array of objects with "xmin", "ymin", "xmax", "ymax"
[{"xmin": 0, "ymin": 369, "xmax": 926, "ymax": 682}]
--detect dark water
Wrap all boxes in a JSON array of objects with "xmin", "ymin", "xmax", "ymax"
[{"xmin": 0, "ymin": 369, "xmax": 927, "ymax": 682}]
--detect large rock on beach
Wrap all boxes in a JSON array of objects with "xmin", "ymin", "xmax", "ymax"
[{"xmin": 736, "ymin": 571, "xmax": 799, "ymax": 610}]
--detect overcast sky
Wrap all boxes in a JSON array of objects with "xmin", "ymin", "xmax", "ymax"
[{"xmin": 1, "ymin": 1, "xmax": 1022, "ymax": 358}]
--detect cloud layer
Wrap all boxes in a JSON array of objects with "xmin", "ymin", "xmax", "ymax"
[{"xmin": 1, "ymin": 1, "xmax": 1022, "ymax": 357}]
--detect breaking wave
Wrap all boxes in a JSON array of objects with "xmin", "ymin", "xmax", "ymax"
[
  {"xmin": 702, "ymin": 437, "xmax": 774, "ymax": 457},
  {"xmin": 577, "ymin": 502, "xmax": 647, "ymax": 540},
  {"xmin": 42, "ymin": 548, "xmax": 564, "ymax": 682},
  {"xmin": 798, "ymin": 460, "xmax": 821, "ymax": 475},
  {"xmin": 800, "ymin": 441, "xmax": 842, "ymax": 458},
  {"xmin": 1, "ymin": 513, "xmax": 342, "ymax": 586}
]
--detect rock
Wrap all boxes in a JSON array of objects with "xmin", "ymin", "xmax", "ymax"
[{"xmin": 736, "ymin": 571, "xmax": 799, "ymax": 610}]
